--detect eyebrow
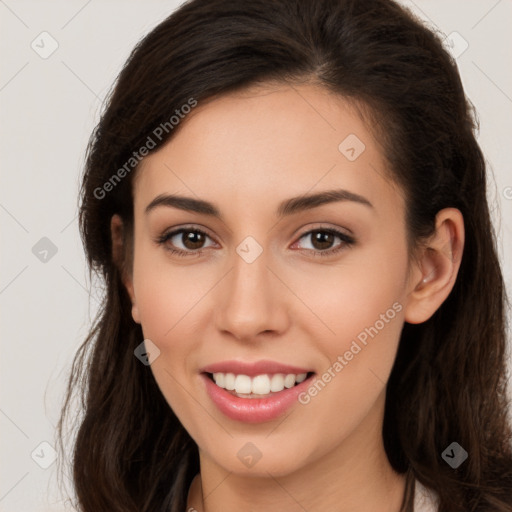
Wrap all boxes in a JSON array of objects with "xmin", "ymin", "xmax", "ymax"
[{"xmin": 145, "ymin": 188, "xmax": 373, "ymax": 218}]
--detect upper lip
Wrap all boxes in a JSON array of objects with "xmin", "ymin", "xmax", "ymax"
[{"xmin": 200, "ymin": 360, "xmax": 313, "ymax": 377}]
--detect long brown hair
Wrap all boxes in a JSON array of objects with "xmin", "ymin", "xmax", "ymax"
[{"xmin": 58, "ymin": 0, "xmax": 512, "ymax": 510}]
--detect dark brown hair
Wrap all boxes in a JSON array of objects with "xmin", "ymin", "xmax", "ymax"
[{"xmin": 58, "ymin": 0, "xmax": 512, "ymax": 510}]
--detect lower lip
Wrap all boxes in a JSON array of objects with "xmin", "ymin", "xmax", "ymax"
[{"xmin": 201, "ymin": 373, "xmax": 314, "ymax": 423}]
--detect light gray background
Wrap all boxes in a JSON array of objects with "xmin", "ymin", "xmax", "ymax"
[{"xmin": 1, "ymin": 1, "xmax": 511, "ymax": 510}]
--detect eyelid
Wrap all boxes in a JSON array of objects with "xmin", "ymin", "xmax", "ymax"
[
  {"xmin": 158, "ymin": 223, "xmax": 217, "ymax": 241},
  {"xmin": 290, "ymin": 221, "xmax": 354, "ymax": 238}
]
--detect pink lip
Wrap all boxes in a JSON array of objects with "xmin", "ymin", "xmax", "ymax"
[
  {"xmin": 201, "ymin": 372, "xmax": 314, "ymax": 424},
  {"xmin": 200, "ymin": 359, "xmax": 311, "ymax": 377}
]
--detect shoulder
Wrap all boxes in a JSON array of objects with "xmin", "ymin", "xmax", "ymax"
[{"xmin": 414, "ymin": 480, "xmax": 439, "ymax": 512}]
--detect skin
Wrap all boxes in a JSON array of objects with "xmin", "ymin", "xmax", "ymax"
[{"xmin": 111, "ymin": 82, "xmax": 464, "ymax": 512}]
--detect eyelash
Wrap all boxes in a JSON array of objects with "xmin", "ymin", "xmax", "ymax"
[{"xmin": 155, "ymin": 225, "xmax": 355, "ymax": 258}]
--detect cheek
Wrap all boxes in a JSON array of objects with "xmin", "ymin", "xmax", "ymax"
[
  {"xmin": 296, "ymin": 237, "xmax": 409, "ymax": 401},
  {"xmin": 131, "ymin": 242, "xmax": 224, "ymax": 408},
  {"xmin": 132, "ymin": 238, "xmax": 214, "ymax": 340},
  {"xmin": 298, "ymin": 240, "xmax": 408, "ymax": 346},
  {"xmin": 131, "ymin": 254, "xmax": 212, "ymax": 427},
  {"xmin": 287, "ymin": 247, "xmax": 408, "ymax": 456}
]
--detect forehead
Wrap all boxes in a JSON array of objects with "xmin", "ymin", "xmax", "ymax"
[{"xmin": 133, "ymin": 83, "xmax": 403, "ymax": 219}]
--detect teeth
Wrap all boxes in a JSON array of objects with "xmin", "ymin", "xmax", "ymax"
[
  {"xmin": 234, "ymin": 374, "xmax": 252, "ymax": 394},
  {"xmin": 224, "ymin": 373, "xmax": 235, "ymax": 390},
  {"xmin": 252, "ymin": 374, "xmax": 271, "ymax": 395},
  {"xmin": 284, "ymin": 374, "xmax": 296, "ymax": 388},
  {"xmin": 270, "ymin": 373, "xmax": 285, "ymax": 392},
  {"xmin": 213, "ymin": 372, "xmax": 225, "ymax": 388},
  {"xmin": 212, "ymin": 372, "xmax": 309, "ymax": 396}
]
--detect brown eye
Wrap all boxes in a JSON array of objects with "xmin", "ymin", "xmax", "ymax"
[{"xmin": 157, "ymin": 227, "xmax": 216, "ymax": 255}]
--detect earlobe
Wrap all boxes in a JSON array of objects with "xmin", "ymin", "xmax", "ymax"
[
  {"xmin": 126, "ymin": 280, "xmax": 141, "ymax": 325},
  {"xmin": 404, "ymin": 208, "xmax": 464, "ymax": 324},
  {"xmin": 131, "ymin": 303, "xmax": 141, "ymax": 324},
  {"xmin": 111, "ymin": 214, "xmax": 141, "ymax": 324}
]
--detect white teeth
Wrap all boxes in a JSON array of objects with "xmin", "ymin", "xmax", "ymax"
[
  {"xmin": 251, "ymin": 375, "xmax": 271, "ymax": 395},
  {"xmin": 224, "ymin": 373, "xmax": 236, "ymax": 390},
  {"xmin": 234, "ymin": 374, "xmax": 252, "ymax": 394},
  {"xmin": 270, "ymin": 373, "xmax": 285, "ymax": 392},
  {"xmin": 213, "ymin": 372, "xmax": 224, "ymax": 388},
  {"xmin": 296, "ymin": 373, "xmax": 307, "ymax": 383},
  {"xmin": 211, "ymin": 371, "xmax": 310, "ymax": 396},
  {"xmin": 284, "ymin": 374, "xmax": 296, "ymax": 388}
]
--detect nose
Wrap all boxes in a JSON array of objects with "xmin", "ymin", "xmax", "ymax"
[{"xmin": 214, "ymin": 243, "xmax": 290, "ymax": 343}]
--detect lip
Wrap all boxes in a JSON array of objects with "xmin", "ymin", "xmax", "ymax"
[
  {"xmin": 200, "ymin": 362, "xmax": 315, "ymax": 423},
  {"xmin": 200, "ymin": 359, "xmax": 311, "ymax": 377}
]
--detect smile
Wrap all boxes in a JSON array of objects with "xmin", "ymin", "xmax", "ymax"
[
  {"xmin": 208, "ymin": 372, "xmax": 310, "ymax": 397},
  {"xmin": 199, "ymin": 360, "xmax": 316, "ymax": 423}
]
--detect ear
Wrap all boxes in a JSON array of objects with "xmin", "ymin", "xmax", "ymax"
[
  {"xmin": 111, "ymin": 214, "xmax": 141, "ymax": 324},
  {"xmin": 404, "ymin": 208, "xmax": 465, "ymax": 324}
]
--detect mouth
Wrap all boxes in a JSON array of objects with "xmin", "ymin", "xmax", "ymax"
[
  {"xmin": 204, "ymin": 371, "xmax": 315, "ymax": 399},
  {"xmin": 199, "ymin": 362, "xmax": 316, "ymax": 423}
]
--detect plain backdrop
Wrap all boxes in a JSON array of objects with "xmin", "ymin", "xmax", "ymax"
[{"xmin": 1, "ymin": 1, "xmax": 511, "ymax": 510}]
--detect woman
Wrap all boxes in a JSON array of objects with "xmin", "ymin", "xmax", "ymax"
[{"xmin": 58, "ymin": 0, "xmax": 512, "ymax": 510}]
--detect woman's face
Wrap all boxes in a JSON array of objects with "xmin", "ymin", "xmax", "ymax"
[{"xmin": 127, "ymin": 83, "xmax": 417, "ymax": 477}]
